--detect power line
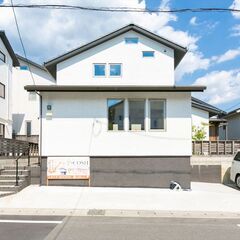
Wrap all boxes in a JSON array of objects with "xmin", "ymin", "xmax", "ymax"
[
  {"xmin": 0, "ymin": 4, "xmax": 240, "ymax": 13},
  {"xmin": 10, "ymin": 0, "xmax": 35, "ymax": 85}
]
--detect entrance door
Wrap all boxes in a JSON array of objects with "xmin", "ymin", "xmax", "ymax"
[{"xmin": 209, "ymin": 125, "xmax": 218, "ymax": 141}]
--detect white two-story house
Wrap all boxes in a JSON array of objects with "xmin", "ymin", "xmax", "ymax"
[
  {"xmin": 0, "ymin": 31, "xmax": 19, "ymax": 138},
  {"xmin": 25, "ymin": 24, "xmax": 206, "ymax": 188}
]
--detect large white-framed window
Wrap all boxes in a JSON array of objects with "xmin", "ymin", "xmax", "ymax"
[
  {"xmin": 149, "ymin": 99, "xmax": 166, "ymax": 130},
  {"xmin": 109, "ymin": 63, "xmax": 122, "ymax": 77},
  {"xmin": 0, "ymin": 50, "xmax": 5, "ymax": 63},
  {"xmin": 107, "ymin": 99, "xmax": 124, "ymax": 131},
  {"xmin": 0, "ymin": 82, "xmax": 5, "ymax": 99},
  {"xmin": 128, "ymin": 99, "xmax": 145, "ymax": 131},
  {"xmin": 93, "ymin": 63, "xmax": 106, "ymax": 77}
]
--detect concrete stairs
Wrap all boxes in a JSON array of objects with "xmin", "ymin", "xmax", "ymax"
[{"xmin": 0, "ymin": 166, "xmax": 30, "ymax": 197}]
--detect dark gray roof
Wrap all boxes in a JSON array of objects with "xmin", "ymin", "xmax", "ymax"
[
  {"xmin": 192, "ymin": 97, "xmax": 226, "ymax": 116},
  {"xmin": 44, "ymin": 24, "xmax": 187, "ymax": 79},
  {"xmin": 225, "ymin": 108, "xmax": 240, "ymax": 118},
  {"xmin": 16, "ymin": 54, "xmax": 47, "ymax": 71},
  {"xmin": 0, "ymin": 31, "xmax": 19, "ymax": 66},
  {"xmin": 25, "ymin": 85, "xmax": 205, "ymax": 92}
]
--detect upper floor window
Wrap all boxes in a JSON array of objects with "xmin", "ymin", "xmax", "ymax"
[
  {"xmin": 0, "ymin": 51, "xmax": 6, "ymax": 63},
  {"xmin": 149, "ymin": 100, "xmax": 165, "ymax": 130},
  {"xmin": 0, "ymin": 82, "xmax": 5, "ymax": 99},
  {"xmin": 125, "ymin": 37, "xmax": 139, "ymax": 44},
  {"xmin": 110, "ymin": 64, "xmax": 121, "ymax": 77},
  {"xmin": 143, "ymin": 51, "xmax": 155, "ymax": 57},
  {"xmin": 20, "ymin": 65, "xmax": 28, "ymax": 70},
  {"xmin": 94, "ymin": 64, "xmax": 106, "ymax": 77},
  {"xmin": 108, "ymin": 99, "xmax": 124, "ymax": 131}
]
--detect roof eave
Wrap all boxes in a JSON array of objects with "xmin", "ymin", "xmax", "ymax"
[{"xmin": 0, "ymin": 31, "xmax": 19, "ymax": 67}]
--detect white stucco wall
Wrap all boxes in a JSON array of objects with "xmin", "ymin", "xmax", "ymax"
[
  {"xmin": 226, "ymin": 114, "xmax": 240, "ymax": 140},
  {"xmin": 191, "ymin": 107, "xmax": 209, "ymax": 140},
  {"xmin": 57, "ymin": 31, "xmax": 174, "ymax": 86},
  {"xmin": 12, "ymin": 60, "xmax": 55, "ymax": 136},
  {"xmin": 0, "ymin": 38, "xmax": 13, "ymax": 138},
  {"xmin": 41, "ymin": 92, "xmax": 192, "ymax": 157}
]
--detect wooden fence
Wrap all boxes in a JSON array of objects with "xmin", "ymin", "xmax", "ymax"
[
  {"xmin": 192, "ymin": 141, "xmax": 240, "ymax": 155},
  {"xmin": 0, "ymin": 138, "xmax": 38, "ymax": 158}
]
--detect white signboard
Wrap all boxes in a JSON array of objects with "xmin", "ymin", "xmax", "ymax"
[{"xmin": 47, "ymin": 157, "xmax": 90, "ymax": 180}]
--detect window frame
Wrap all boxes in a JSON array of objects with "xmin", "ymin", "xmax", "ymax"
[
  {"xmin": 0, "ymin": 50, "xmax": 6, "ymax": 63},
  {"xmin": 93, "ymin": 63, "xmax": 106, "ymax": 77},
  {"xmin": 0, "ymin": 82, "xmax": 5, "ymax": 99},
  {"xmin": 148, "ymin": 99, "xmax": 166, "ymax": 132},
  {"xmin": 125, "ymin": 37, "xmax": 139, "ymax": 44},
  {"xmin": 128, "ymin": 98, "xmax": 146, "ymax": 131},
  {"xmin": 109, "ymin": 63, "xmax": 122, "ymax": 77},
  {"xmin": 26, "ymin": 121, "xmax": 32, "ymax": 137},
  {"xmin": 142, "ymin": 51, "xmax": 155, "ymax": 58},
  {"xmin": 107, "ymin": 98, "xmax": 125, "ymax": 131},
  {"xmin": 0, "ymin": 123, "xmax": 5, "ymax": 138}
]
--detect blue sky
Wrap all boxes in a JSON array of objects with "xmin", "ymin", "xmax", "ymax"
[{"xmin": 0, "ymin": 0, "xmax": 240, "ymax": 111}]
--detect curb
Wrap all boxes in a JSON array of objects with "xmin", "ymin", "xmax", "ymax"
[{"xmin": 1, "ymin": 208, "xmax": 240, "ymax": 219}]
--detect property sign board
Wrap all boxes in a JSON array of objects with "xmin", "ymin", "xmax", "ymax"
[{"xmin": 47, "ymin": 157, "xmax": 90, "ymax": 180}]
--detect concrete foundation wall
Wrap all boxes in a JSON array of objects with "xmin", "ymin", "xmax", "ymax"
[{"xmin": 90, "ymin": 156, "xmax": 191, "ymax": 189}]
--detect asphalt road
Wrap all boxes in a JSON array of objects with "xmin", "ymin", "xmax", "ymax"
[{"xmin": 0, "ymin": 216, "xmax": 240, "ymax": 240}]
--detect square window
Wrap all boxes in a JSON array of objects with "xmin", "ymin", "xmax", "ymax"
[
  {"xmin": 110, "ymin": 64, "xmax": 121, "ymax": 77},
  {"xmin": 0, "ymin": 51, "xmax": 5, "ymax": 63},
  {"xmin": 20, "ymin": 65, "xmax": 28, "ymax": 70},
  {"xmin": 143, "ymin": 51, "xmax": 155, "ymax": 57},
  {"xmin": 94, "ymin": 64, "xmax": 106, "ymax": 77},
  {"xmin": 108, "ymin": 99, "xmax": 124, "ymax": 130},
  {"xmin": 149, "ymin": 100, "xmax": 165, "ymax": 130},
  {"xmin": 125, "ymin": 37, "xmax": 139, "ymax": 44}
]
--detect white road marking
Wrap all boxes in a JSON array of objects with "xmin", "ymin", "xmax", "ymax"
[{"xmin": 0, "ymin": 220, "xmax": 62, "ymax": 224}]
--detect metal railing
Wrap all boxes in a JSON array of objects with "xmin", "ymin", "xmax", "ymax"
[
  {"xmin": 0, "ymin": 138, "xmax": 39, "ymax": 186},
  {"xmin": 192, "ymin": 140, "xmax": 240, "ymax": 155}
]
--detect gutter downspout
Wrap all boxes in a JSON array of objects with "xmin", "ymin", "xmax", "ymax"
[{"xmin": 35, "ymin": 91, "xmax": 42, "ymax": 185}]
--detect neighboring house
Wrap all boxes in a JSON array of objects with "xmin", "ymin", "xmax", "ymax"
[
  {"xmin": 0, "ymin": 31, "xmax": 19, "ymax": 138},
  {"xmin": 191, "ymin": 97, "xmax": 227, "ymax": 141},
  {"xmin": 222, "ymin": 108, "xmax": 240, "ymax": 140},
  {"xmin": 25, "ymin": 24, "xmax": 206, "ymax": 188},
  {"xmin": 12, "ymin": 55, "xmax": 55, "ymax": 142}
]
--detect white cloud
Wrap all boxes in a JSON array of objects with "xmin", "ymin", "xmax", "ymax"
[
  {"xmin": 193, "ymin": 69, "xmax": 240, "ymax": 105},
  {"xmin": 0, "ymin": 0, "xmax": 178, "ymax": 62},
  {"xmin": 212, "ymin": 48, "xmax": 240, "ymax": 63},
  {"xmin": 190, "ymin": 17, "xmax": 198, "ymax": 26},
  {"xmin": 230, "ymin": 0, "xmax": 240, "ymax": 19},
  {"xmin": 0, "ymin": 0, "xmax": 215, "ymax": 82},
  {"xmin": 175, "ymin": 51, "xmax": 210, "ymax": 81}
]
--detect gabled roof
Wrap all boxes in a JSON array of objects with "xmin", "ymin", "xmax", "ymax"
[
  {"xmin": 0, "ymin": 31, "xmax": 19, "ymax": 67},
  {"xmin": 44, "ymin": 24, "xmax": 187, "ymax": 79},
  {"xmin": 192, "ymin": 97, "xmax": 226, "ymax": 116},
  {"xmin": 16, "ymin": 54, "xmax": 47, "ymax": 71}
]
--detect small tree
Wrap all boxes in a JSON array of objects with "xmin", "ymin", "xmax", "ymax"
[{"xmin": 192, "ymin": 125, "xmax": 207, "ymax": 141}]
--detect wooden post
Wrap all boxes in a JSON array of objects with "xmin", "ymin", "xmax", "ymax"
[{"xmin": 217, "ymin": 141, "xmax": 219, "ymax": 155}]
